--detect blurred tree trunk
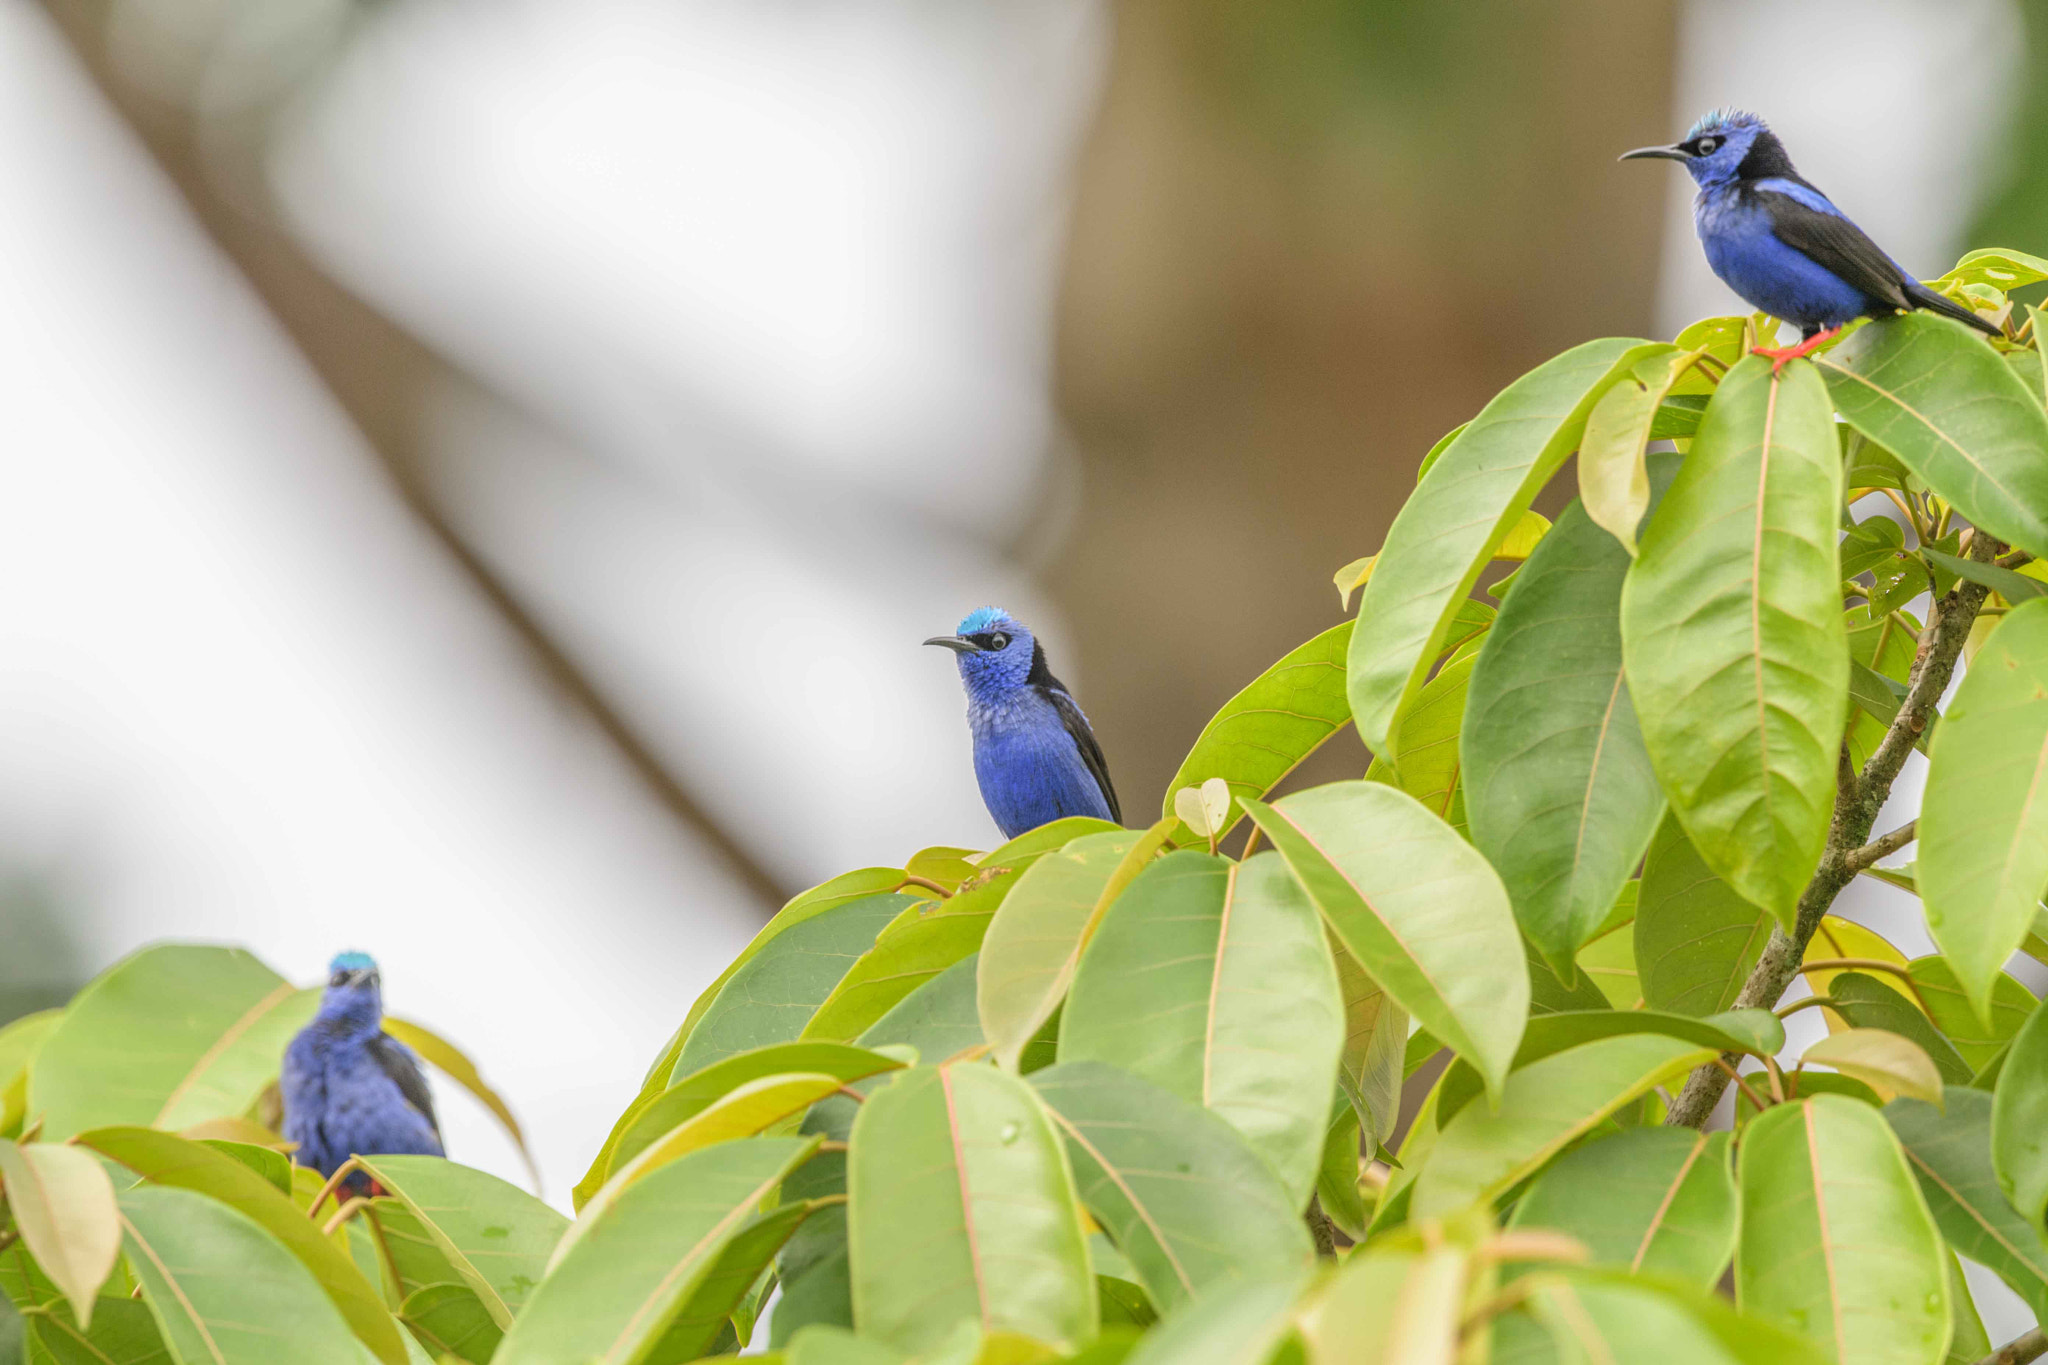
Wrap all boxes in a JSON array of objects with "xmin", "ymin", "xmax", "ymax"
[{"xmin": 1051, "ymin": 0, "xmax": 1679, "ymax": 806}]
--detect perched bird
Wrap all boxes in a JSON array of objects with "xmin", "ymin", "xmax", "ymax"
[
  {"xmin": 1622, "ymin": 109, "xmax": 1998, "ymax": 368},
  {"xmin": 926, "ymin": 607, "xmax": 1121, "ymax": 839},
  {"xmin": 282, "ymin": 952, "xmax": 442, "ymax": 1189}
]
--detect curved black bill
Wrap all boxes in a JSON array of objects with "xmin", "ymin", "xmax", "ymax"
[
  {"xmin": 924, "ymin": 635, "xmax": 979, "ymax": 654},
  {"xmin": 1619, "ymin": 144, "xmax": 1690, "ymax": 163}
]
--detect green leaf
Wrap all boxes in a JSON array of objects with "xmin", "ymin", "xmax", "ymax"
[
  {"xmin": 0, "ymin": 1011, "xmax": 60, "ymax": 1135},
  {"xmin": 1122, "ymin": 1272, "xmax": 1311, "ymax": 1365},
  {"xmin": 1576, "ymin": 920, "xmax": 1643, "ymax": 1010},
  {"xmin": 786, "ymin": 1324, "xmax": 903, "ymax": 1365},
  {"xmin": 1944, "ymin": 1251, "xmax": 1993, "ymax": 1365},
  {"xmin": 1315, "ymin": 1105, "xmax": 1367, "ymax": 1240},
  {"xmin": 1058, "ymin": 851, "xmax": 1344, "ymax": 1204},
  {"xmin": 644, "ymin": 1200, "xmax": 809, "ymax": 1362},
  {"xmin": 75, "ymin": 1126, "xmax": 406, "ymax": 1365},
  {"xmin": 379, "ymin": 1018, "xmax": 538, "ymax": 1194},
  {"xmin": 1823, "ymin": 974, "xmax": 1972, "ymax": 1085},
  {"xmin": 1922, "ymin": 548, "xmax": 2048, "ymax": 603},
  {"xmin": 1994, "ymin": 998, "xmax": 2048, "ymax": 1232},
  {"xmin": 1349, "ymin": 336, "xmax": 1656, "ymax": 760},
  {"xmin": 1160, "ymin": 622, "xmax": 1353, "ymax": 846},
  {"xmin": 1364, "ymin": 651, "xmax": 1475, "ymax": 828},
  {"xmin": 1330, "ymin": 932, "xmax": 1406, "ymax": 1149},
  {"xmin": 674, "ymin": 893, "xmax": 913, "ymax": 1078},
  {"xmin": 1508, "ymin": 1128, "xmax": 1736, "ymax": 1289},
  {"xmin": 1029, "ymin": 1062, "xmax": 1311, "ymax": 1313},
  {"xmin": 1414, "ymin": 1033, "xmax": 1716, "ymax": 1218},
  {"xmin": 354, "ymin": 1155, "xmax": 568, "ymax": 1330},
  {"xmin": 1736, "ymin": 1094, "xmax": 1950, "ymax": 1365},
  {"xmin": 1577, "ymin": 345, "xmax": 1692, "ymax": 554},
  {"xmin": 1803, "ymin": 1029, "xmax": 1943, "ymax": 1107},
  {"xmin": 22, "ymin": 1295, "xmax": 170, "ymax": 1365},
  {"xmin": 848, "ymin": 1065, "xmax": 1094, "ymax": 1354},
  {"xmin": 1621, "ymin": 356, "xmax": 1848, "ymax": 930},
  {"xmin": 118, "ymin": 1183, "xmax": 367, "ymax": 1365},
  {"xmin": 30, "ymin": 945, "xmax": 316, "ymax": 1138},
  {"xmin": 1908, "ymin": 957, "xmax": 2035, "ymax": 1075},
  {"xmin": 1242, "ymin": 781, "xmax": 1527, "ymax": 1101},
  {"xmin": 398, "ymin": 1284, "xmax": 502, "ymax": 1364},
  {"xmin": 0, "ymin": 1140, "xmax": 116, "ymax": 1328},
  {"xmin": 493, "ymin": 1137, "xmax": 818, "ymax": 1365},
  {"xmin": 1635, "ymin": 816, "xmax": 1773, "ymax": 1017},
  {"xmin": 1920, "ymin": 598, "xmax": 2048, "ymax": 1022},
  {"xmin": 1295, "ymin": 1245, "xmax": 1465, "ymax": 1363},
  {"xmin": 197, "ymin": 1140, "xmax": 290, "ymax": 1195},
  {"xmin": 1500, "ymin": 1269, "xmax": 1828, "ymax": 1365},
  {"xmin": 1887, "ymin": 1088, "xmax": 2048, "ymax": 1322},
  {"xmin": 1930, "ymin": 249, "xmax": 2048, "ymax": 293},
  {"xmin": 976, "ymin": 830, "xmax": 1145, "ymax": 1072},
  {"xmin": 1464, "ymin": 483, "xmax": 1671, "ymax": 979},
  {"xmin": 1820, "ymin": 312, "xmax": 2048, "ymax": 560}
]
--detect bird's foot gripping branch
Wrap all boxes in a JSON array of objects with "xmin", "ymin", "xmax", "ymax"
[{"xmin": 12, "ymin": 254, "xmax": 2048, "ymax": 1364}]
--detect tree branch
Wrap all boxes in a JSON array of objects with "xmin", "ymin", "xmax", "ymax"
[
  {"xmin": 1665, "ymin": 532, "xmax": 1999, "ymax": 1128},
  {"xmin": 1976, "ymin": 1328, "xmax": 2048, "ymax": 1365},
  {"xmin": 1844, "ymin": 820, "xmax": 1917, "ymax": 873}
]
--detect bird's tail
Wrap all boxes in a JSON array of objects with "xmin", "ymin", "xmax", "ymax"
[{"xmin": 1905, "ymin": 281, "xmax": 2002, "ymax": 337}]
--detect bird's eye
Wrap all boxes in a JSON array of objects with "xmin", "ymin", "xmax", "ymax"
[
  {"xmin": 988, "ymin": 633, "xmax": 1010, "ymax": 651},
  {"xmin": 329, "ymin": 971, "xmax": 348, "ymax": 987},
  {"xmin": 1696, "ymin": 137, "xmax": 1719, "ymax": 155}
]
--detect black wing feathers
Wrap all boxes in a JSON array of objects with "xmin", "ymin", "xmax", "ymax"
[
  {"xmin": 1755, "ymin": 188, "xmax": 1913, "ymax": 312},
  {"xmin": 371, "ymin": 1032, "xmax": 441, "ymax": 1137},
  {"xmin": 1041, "ymin": 686, "xmax": 1121, "ymax": 824}
]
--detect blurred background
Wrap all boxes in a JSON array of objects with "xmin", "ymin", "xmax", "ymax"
[{"xmin": 2, "ymin": 0, "xmax": 2045, "ymax": 1320}]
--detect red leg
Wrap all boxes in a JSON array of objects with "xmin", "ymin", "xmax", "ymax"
[{"xmin": 1753, "ymin": 324, "xmax": 1845, "ymax": 375}]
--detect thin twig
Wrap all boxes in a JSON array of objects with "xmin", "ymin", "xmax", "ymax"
[
  {"xmin": 896, "ymin": 875, "xmax": 953, "ymax": 898},
  {"xmin": 833, "ymin": 1086, "xmax": 868, "ymax": 1105},
  {"xmin": 1844, "ymin": 821, "xmax": 1917, "ymax": 872},
  {"xmin": 1710, "ymin": 1058, "xmax": 1769, "ymax": 1114},
  {"xmin": 307, "ymin": 1158, "xmax": 364, "ymax": 1220},
  {"xmin": 1798, "ymin": 957, "xmax": 1916, "ymax": 985},
  {"xmin": 1774, "ymin": 996, "xmax": 1835, "ymax": 1020},
  {"xmin": 1976, "ymin": 1328, "xmax": 2048, "ymax": 1365},
  {"xmin": 321, "ymin": 1196, "xmax": 372, "ymax": 1237}
]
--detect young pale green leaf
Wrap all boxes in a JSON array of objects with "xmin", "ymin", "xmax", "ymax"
[
  {"xmin": 1622, "ymin": 356, "xmax": 1847, "ymax": 929},
  {"xmin": 1415, "ymin": 1033, "xmax": 1716, "ymax": 1217},
  {"xmin": 976, "ymin": 829, "xmax": 1146, "ymax": 1071},
  {"xmin": 1508, "ymin": 1128, "xmax": 1736, "ymax": 1289},
  {"xmin": 1821, "ymin": 313, "xmax": 2048, "ymax": 559},
  {"xmin": 1994, "ymin": 998, "xmax": 2048, "ymax": 1232},
  {"xmin": 119, "ymin": 1183, "xmax": 366, "ymax": 1365},
  {"xmin": 1578, "ymin": 344, "xmax": 1693, "ymax": 553},
  {"xmin": 1349, "ymin": 336, "xmax": 1657, "ymax": 761},
  {"xmin": 1331, "ymin": 930, "xmax": 1406, "ymax": 1149},
  {"xmin": 1242, "ymin": 781, "xmax": 1528, "ymax": 1101},
  {"xmin": 1464, "ymin": 484, "xmax": 1670, "ymax": 981},
  {"xmin": 1736, "ymin": 1095, "xmax": 1950, "ymax": 1365},
  {"xmin": 29, "ymin": 945, "xmax": 317, "ymax": 1139},
  {"xmin": 1930, "ymin": 248, "xmax": 2048, "ymax": 293},
  {"xmin": 1576, "ymin": 919, "xmax": 1643, "ymax": 1009},
  {"xmin": 1802, "ymin": 1029, "xmax": 1944, "ymax": 1107},
  {"xmin": 380, "ymin": 1016, "xmax": 536, "ymax": 1194},
  {"xmin": 848, "ymin": 1065, "xmax": 1094, "ymax": 1354},
  {"xmin": 75, "ymin": 1126, "xmax": 407, "ymax": 1365},
  {"xmin": 1159, "ymin": 622, "xmax": 1352, "ymax": 846},
  {"xmin": 0, "ymin": 1139, "xmax": 118, "ymax": 1328},
  {"xmin": 1920, "ymin": 598, "xmax": 2048, "ymax": 1023},
  {"xmin": 495, "ymin": 1137, "xmax": 819, "ymax": 1365},
  {"xmin": 1122, "ymin": 1271, "xmax": 1312, "ymax": 1365},
  {"xmin": 1029, "ymin": 1061, "xmax": 1311, "ymax": 1313},
  {"xmin": 1058, "ymin": 851, "xmax": 1343, "ymax": 1205},
  {"xmin": 1823, "ymin": 974, "xmax": 1972, "ymax": 1085},
  {"xmin": 1908, "ymin": 957, "xmax": 2035, "ymax": 1075},
  {"xmin": 1364, "ymin": 651, "xmax": 1475, "ymax": 828},
  {"xmin": 1296, "ymin": 1246, "xmax": 1467, "ymax": 1364},
  {"xmin": 354, "ymin": 1155, "xmax": 568, "ymax": 1329},
  {"xmin": 1887, "ymin": 1088, "xmax": 2048, "ymax": 1322},
  {"xmin": 1169, "ymin": 777, "xmax": 1233, "ymax": 844}
]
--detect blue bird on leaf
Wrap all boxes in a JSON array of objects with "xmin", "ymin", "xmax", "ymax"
[
  {"xmin": 282, "ymin": 952, "xmax": 442, "ymax": 1192},
  {"xmin": 1623, "ymin": 109, "xmax": 1999, "ymax": 370},
  {"xmin": 926, "ymin": 607, "xmax": 1121, "ymax": 840}
]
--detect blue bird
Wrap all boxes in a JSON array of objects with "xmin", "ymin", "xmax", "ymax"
[
  {"xmin": 926, "ymin": 607, "xmax": 1121, "ymax": 840},
  {"xmin": 282, "ymin": 952, "xmax": 442, "ymax": 1190},
  {"xmin": 1623, "ymin": 109, "xmax": 1999, "ymax": 368}
]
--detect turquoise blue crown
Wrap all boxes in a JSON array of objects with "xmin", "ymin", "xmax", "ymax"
[
  {"xmin": 329, "ymin": 951, "xmax": 377, "ymax": 974},
  {"xmin": 958, "ymin": 606, "xmax": 1011, "ymax": 634},
  {"xmin": 1688, "ymin": 107, "xmax": 1764, "ymax": 139}
]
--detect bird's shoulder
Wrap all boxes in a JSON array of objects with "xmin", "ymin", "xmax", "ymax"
[
  {"xmin": 368, "ymin": 1031, "xmax": 441, "ymax": 1136},
  {"xmin": 1746, "ymin": 174, "xmax": 1840, "ymax": 218},
  {"xmin": 1026, "ymin": 654, "xmax": 1120, "ymax": 823},
  {"xmin": 1747, "ymin": 177, "xmax": 1910, "ymax": 307}
]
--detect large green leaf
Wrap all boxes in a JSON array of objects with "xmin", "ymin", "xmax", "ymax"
[
  {"xmin": 1295, "ymin": 1245, "xmax": 1466, "ymax": 1363},
  {"xmin": 1826, "ymin": 974, "xmax": 1972, "ymax": 1085},
  {"xmin": 118, "ymin": 1184, "xmax": 366, "ymax": 1365},
  {"xmin": 1736, "ymin": 1095, "xmax": 1950, "ymax": 1365},
  {"xmin": 1464, "ymin": 484, "xmax": 1670, "ymax": 980},
  {"xmin": 1028, "ymin": 1062, "xmax": 1312, "ymax": 1313},
  {"xmin": 1241, "ymin": 781, "xmax": 1528, "ymax": 1100},
  {"xmin": 76, "ymin": 1127, "xmax": 407, "ymax": 1365},
  {"xmin": 1577, "ymin": 345, "xmax": 1688, "ymax": 554},
  {"xmin": 1121, "ymin": 1272, "xmax": 1312, "ymax": 1365},
  {"xmin": 847, "ymin": 1065, "xmax": 1093, "ymax": 1354},
  {"xmin": 1907, "ymin": 958, "xmax": 2035, "ymax": 1075},
  {"xmin": 644, "ymin": 1200, "xmax": 809, "ymax": 1362},
  {"xmin": 1635, "ymin": 815, "xmax": 1773, "ymax": 1016},
  {"xmin": 397, "ymin": 1284, "xmax": 501, "ymax": 1364},
  {"xmin": 1498, "ymin": 1270, "xmax": 1827, "ymax": 1365},
  {"xmin": 22, "ymin": 1296, "xmax": 170, "ymax": 1365},
  {"xmin": 1058, "ymin": 851, "xmax": 1343, "ymax": 1203},
  {"xmin": 1994, "ymin": 998, "xmax": 2048, "ymax": 1231},
  {"xmin": 1621, "ymin": 356, "xmax": 1848, "ymax": 929},
  {"xmin": 1920, "ymin": 598, "xmax": 2048, "ymax": 1020},
  {"xmin": 1820, "ymin": 312, "xmax": 2048, "ymax": 560},
  {"xmin": 1349, "ymin": 336, "xmax": 1654, "ymax": 758},
  {"xmin": 1887, "ymin": 1089, "xmax": 2048, "ymax": 1321},
  {"xmin": 0, "ymin": 1140, "xmax": 117, "ymax": 1328},
  {"xmin": 1161, "ymin": 622, "xmax": 1353, "ymax": 846},
  {"xmin": 30, "ymin": 945, "xmax": 316, "ymax": 1138},
  {"xmin": 976, "ymin": 830, "xmax": 1144, "ymax": 1072},
  {"xmin": 354, "ymin": 1155, "xmax": 568, "ymax": 1330},
  {"xmin": 1413, "ymin": 1033, "xmax": 1716, "ymax": 1218},
  {"xmin": 494, "ymin": 1137, "xmax": 817, "ymax": 1365},
  {"xmin": 674, "ymin": 894, "xmax": 912, "ymax": 1078},
  {"xmin": 1508, "ymin": 1128, "xmax": 1735, "ymax": 1290}
]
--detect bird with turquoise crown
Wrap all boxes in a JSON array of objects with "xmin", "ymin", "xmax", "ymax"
[
  {"xmin": 926, "ymin": 607, "xmax": 1120, "ymax": 840},
  {"xmin": 1622, "ymin": 109, "xmax": 1999, "ymax": 370},
  {"xmin": 281, "ymin": 952, "xmax": 442, "ymax": 1190}
]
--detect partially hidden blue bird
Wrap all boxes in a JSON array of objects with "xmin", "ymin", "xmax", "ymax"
[
  {"xmin": 926, "ymin": 607, "xmax": 1121, "ymax": 840},
  {"xmin": 1623, "ymin": 109, "xmax": 1999, "ymax": 368},
  {"xmin": 282, "ymin": 952, "xmax": 442, "ymax": 1190}
]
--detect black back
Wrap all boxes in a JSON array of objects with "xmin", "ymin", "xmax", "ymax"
[
  {"xmin": 1027, "ymin": 641, "xmax": 1121, "ymax": 823},
  {"xmin": 370, "ymin": 1032, "xmax": 441, "ymax": 1137}
]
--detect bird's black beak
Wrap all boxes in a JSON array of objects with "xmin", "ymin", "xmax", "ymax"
[
  {"xmin": 924, "ymin": 635, "xmax": 980, "ymax": 654},
  {"xmin": 1619, "ymin": 144, "xmax": 1690, "ymax": 163}
]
